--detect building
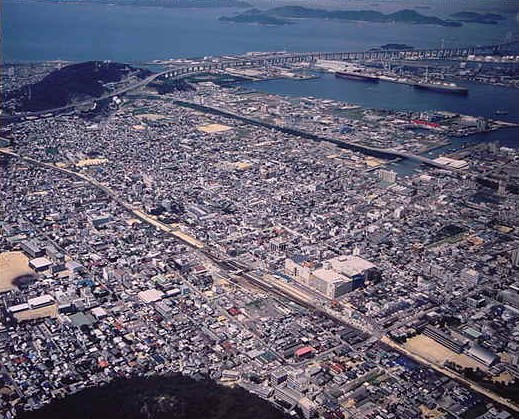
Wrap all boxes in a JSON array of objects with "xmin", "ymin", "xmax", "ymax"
[
  {"xmin": 299, "ymin": 397, "xmax": 318, "ymax": 419},
  {"xmin": 221, "ymin": 370, "xmax": 240, "ymax": 381},
  {"xmin": 467, "ymin": 344, "xmax": 499, "ymax": 367},
  {"xmin": 467, "ymin": 296, "xmax": 486, "ymax": 308},
  {"xmin": 511, "ymin": 248, "xmax": 519, "ymax": 268},
  {"xmin": 20, "ymin": 240, "xmax": 44, "ymax": 258},
  {"xmin": 270, "ymin": 237, "xmax": 288, "ymax": 252},
  {"xmin": 271, "ymin": 368, "xmax": 288, "ymax": 385},
  {"xmin": 28, "ymin": 295, "xmax": 54, "ymax": 309},
  {"xmin": 29, "ymin": 257, "xmax": 52, "ymax": 272},
  {"xmin": 294, "ymin": 346, "xmax": 315, "ymax": 359},
  {"xmin": 433, "ymin": 156, "xmax": 469, "ymax": 170},
  {"xmin": 309, "ymin": 267, "xmax": 353, "ymax": 299},
  {"xmin": 327, "ymin": 255, "xmax": 379, "ymax": 282},
  {"xmin": 378, "ymin": 169, "xmax": 397, "ymax": 183},
  {"xmin": 286, "ymin": 371, "xmax": 308, "ymax": 392},
  {"xmin": 423, "ymin": 325, "xmax": 467, "ymax": 353},
  {"xmin": 90, "ymin": 214, "xmax": 113, "ymax": 229},
  {"xmin": 137, "ymin": 289, "xmax": 165, "ymax": 304},
  {"xmin": 274, "ymin": 386, "xmax": 303, "ymax": 406},
  {"xmin": 461, "ymin": 268, "xmax": 481, "ymax": 285},
  {"xmin": 286, "ymin": 254, "xmax": 379, "ymax": 299},
  {"xmin": 498, "ymin": 290, "xmax": 519, "ymax": 309},
  {"xmin": 285, "ymin": 255, "xmax": 314, "ymax": 285}
]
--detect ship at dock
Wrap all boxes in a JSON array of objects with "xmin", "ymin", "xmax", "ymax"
[
  {"xmin": 413, "ymin": 80, "xmax": 468, "ymax": 94},
  {"xmin": 335, "ymin": 70, "xmax": 379, "ymax": 83},
  {"xmin": 413, "ymin": 68, "xmax": 468, "ymax": 94}
]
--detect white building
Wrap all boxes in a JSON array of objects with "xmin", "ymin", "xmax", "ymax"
[{"xmin": 285, "ymin": 255, "xmax": 378, "ymax": 299}]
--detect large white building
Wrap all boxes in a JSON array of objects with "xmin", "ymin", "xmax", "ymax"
[
  {"xmin": 378, "ymin": 169, "xmax": 397, "ymax": 183},
  {"xmin": 285, "ymin": 254, "xmax": 379, "ymax": 299}
]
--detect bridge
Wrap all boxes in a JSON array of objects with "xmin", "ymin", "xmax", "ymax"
[{"xmin": 157, "ymin": 40, "xmax": 518, "ymax": 79}]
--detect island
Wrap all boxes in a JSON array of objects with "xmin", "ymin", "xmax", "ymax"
[
  {"xmin": 44, "ymin": 0, "xmax": 251, "ymax": 8},
  {"xmin": 220, "ymin": 6, "xmax": 462, "ymax": 27},
  {"xmin": 451, "ymin": 11, "xmax": 505, "ymax": 25},
  {"xmin": 219, "ymin": 9, "xmax": 292, "ymax": 26}
]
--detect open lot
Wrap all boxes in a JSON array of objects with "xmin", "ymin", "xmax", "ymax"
[
  {"xmin": 14, "ymin": 304, "xmax": 58, "ymax": 322},
  {"xmin": 76, "ymin": 158, "xmax": 109, "ymax": 167},
  {"xmin": 197, "ymin": 123, "xmax": 233, "ymax": 133},
  {"xmin": 0, "ymin": 251, "xmax": 35, "ymax": 292},
  {"xmin": 403, "ymin": 334, "xmax": 486, "ymax": 370}
]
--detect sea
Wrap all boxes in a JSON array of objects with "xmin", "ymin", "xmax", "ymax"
[
  {"xmin": 4, "ymin": 0, "xmax": 519, "ymax": 171},
  {"xmin": 5, "ymin": 0, "xmax": 518, "ymax": 62}
]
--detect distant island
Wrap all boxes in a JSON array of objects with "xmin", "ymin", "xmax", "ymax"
[
  {"xmin": 219, "ymin": 8, "xmax": 293, "ymax": 25},
  {"xmin": 220, "ymin": 6, "xmax": 463, "ymax": 27},
  {"xmin": 18, "ymin": 375, "xmax": 288, "ymax": 419},
  {"xmin": 451, "ymin": 11, "xmax": 505, "ymax": 25}
]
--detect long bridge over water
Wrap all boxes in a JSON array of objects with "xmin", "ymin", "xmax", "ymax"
[{"xmin": 159, "ymin": 40, "xmax": 518, "ymax": 77}]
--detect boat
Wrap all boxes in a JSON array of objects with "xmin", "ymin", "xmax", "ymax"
[
  {"xmin": 413, "ymin": 67, "xmax": 468, "ymax": 95},
  {"xmin": 335, "ymin": 70, "xmax": 379, "ymax": 83},
  {"xmin": 413, "ymin": 81, "xmax": 468, "ymax": 94},
  {"xmin": 495, "ymin": 110, "xmax": 508, "ymax": 115}
]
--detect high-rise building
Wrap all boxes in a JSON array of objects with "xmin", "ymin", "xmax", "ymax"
[
  {"xmin": 498, "ymin": 180, "xmax": 507, "ymax": 196},
  {"xmin": 461, "ymin": 267, "xmax": 481, "ymax": 285},
  {"xmin": 511, "ymin": 248, "xmax": 519, "ymax": 267},
  {"xmin": 378, "ymin": 169, "xmax": 397, "ymax": 183}
]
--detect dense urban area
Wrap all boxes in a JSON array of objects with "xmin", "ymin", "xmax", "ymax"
[{"xmin": 1, "ymin": 49, "xmax": 518, "ymax": 419}]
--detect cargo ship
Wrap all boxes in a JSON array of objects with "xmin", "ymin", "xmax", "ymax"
[
  {"xmin": 413, "ymin": 80, "xmax": 468, "ymax": 95},
  {"xmin": 413, "ymin": 67, "xmax": 468, "ymax": 95},
  {"xmin": 335, "ymin": 70, "xmax": 379, "ymax": 83}
]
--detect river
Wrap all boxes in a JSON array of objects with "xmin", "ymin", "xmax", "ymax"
[{"xmin": 239, "ymin": 73, "xmax": 519, "ymax": 175}]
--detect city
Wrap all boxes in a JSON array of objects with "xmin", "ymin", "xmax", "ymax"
[{"xmin": 2, "ymin": 1, "xmax": 519, "ymax": 418}]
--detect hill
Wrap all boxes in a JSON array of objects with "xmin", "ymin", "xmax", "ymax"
[
  {"xmin": 17, "ymin": 375, "xmax": 288, "ymax": 419},
  {"xmin": 2, "ymin": 61, "xmax": 151, "ymax": 113},
  {"xmin": 451, "ymin": 11, "xmax": 505, "ymax": 25}
]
